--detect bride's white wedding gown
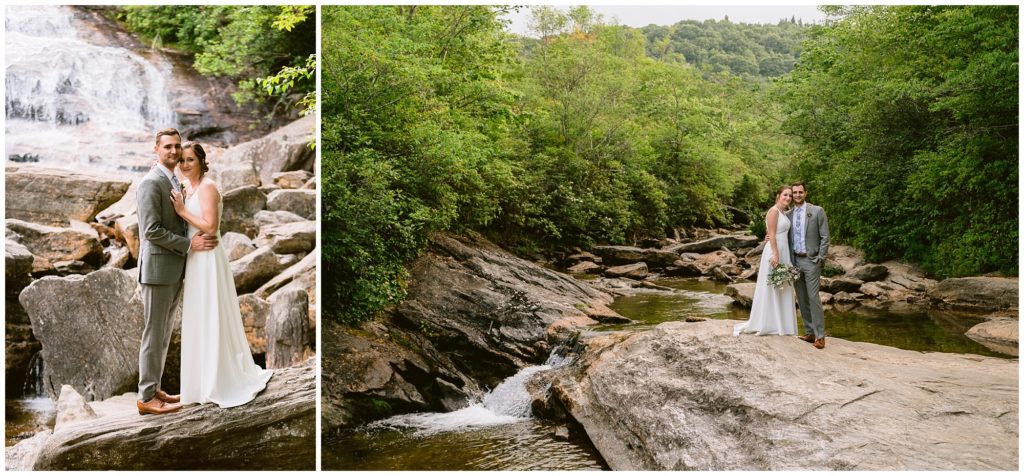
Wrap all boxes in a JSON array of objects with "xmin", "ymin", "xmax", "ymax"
[
  {"xmin": 733, "ymin": 209, "xmax": 797, "ymax": 336},
  {"xmin": 180, "ymin": 181, "xmax": 272, "ymax": 408}
]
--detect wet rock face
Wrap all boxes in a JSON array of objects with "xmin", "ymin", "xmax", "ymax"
[
  {"xmin": 322, "ymin": 233, "xmax": 624, "ymax": 431},
  {"xmin": 540, "ymin": 320, "xmax": 1018, "ymax": 471}
]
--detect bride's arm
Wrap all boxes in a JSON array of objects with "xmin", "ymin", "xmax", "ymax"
[
  {"xmin": 766, "ymin": 208, "xmax": 780, "ymax": 267},
  {"xmin": 170, "ymin": 182, "xmax": 221, "ymax": 236}
]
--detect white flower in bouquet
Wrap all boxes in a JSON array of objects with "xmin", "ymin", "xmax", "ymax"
[{"xmin": 767, "ymin": 263, "xmax": 801, "ymax": 288}]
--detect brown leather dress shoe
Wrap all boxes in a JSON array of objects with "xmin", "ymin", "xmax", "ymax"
[
  {"xmin": 155, "ymin": 389, "xmax": 180, "ymax": 404},
  {"xmin": 814, "ymin": 337, "xmax": 826, "ymax": 349},
  {"xmin": 799, "ymin": 333, "xmax": 815, "ymax": 343},
  {"xmin": 137, "ymin": 398, "xmax": 182, "ymax": 415}
]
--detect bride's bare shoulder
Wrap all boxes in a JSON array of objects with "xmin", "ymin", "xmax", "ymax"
[{"xmin": 198, "ymin": 178, "xmax": 222, "ymax": 198}]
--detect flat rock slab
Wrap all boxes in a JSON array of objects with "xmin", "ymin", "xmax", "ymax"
[
  {"xmin": 546, "ymin": 320, "xmax": 1017, "ymax": 470},
  {"xmin": 25, "ymin": 360, "xmax": 315, "ymax": 470},
  {"xmin": 6, "ymin": 166, "xmax": 131, "ymax": 226},
  {"xmin": 930, "ymin": 277, "xmax": 1019, "ymax": 311}
]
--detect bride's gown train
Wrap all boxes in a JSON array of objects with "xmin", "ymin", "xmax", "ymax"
[
  {"xmin": 733, "ymin": 210, "xmax": 797, "ymax": 336},
  {"xmin": 180, "ymin": 181, "xmax": 272, "ymax": 408}
]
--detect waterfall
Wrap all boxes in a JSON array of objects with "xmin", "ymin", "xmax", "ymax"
[
  {"xmin": 22, "ymin": 351, "xmax": 47, "ymax": 399},
  {"xmin": 367, "ymin": 349, "xmax": 574, "ymax": 436},
  {"xmin": 5, "ymin": 5, "xmax": 177, "ymax": 171}
]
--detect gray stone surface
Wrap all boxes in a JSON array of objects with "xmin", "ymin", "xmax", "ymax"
[
  {"xmin": 6, "ymin": 219, "xmax": 104, "ymax": 268},
  {"xmin": 216, "ymin": 115, "xmax": 315, "ymax": 188},
  {"xmin": 591, "ymin": 246, "xmax": 680, "ymax": 268},
  {"xmin": 846, "ymin": 263, "xmax": 889, "ymax": 282},
  {"xmin": 666, "ymin": 234, "xmax": 760, "ymax": 254},
  {"xmin": 5, "ymin": 166, "xmax": 131, "ymax": 227},
  {"xmin": 15, "ymin": 361, "xmax": 314, "ymax": 470},
  {"xmin": 19, "ymin": 268, "xmax": 147, "ymax": 401},
  {"xmin": 929, "ymin": 277, "xmax": 1019, "ymax": 311},
  {"xmin": 266, "ymin": 289, "xmax": 309, "ymax": 369},
  {"xmin": 256, "ymin": 220, "xmax": 315, "ymax": 255},
  {"xmin": 273, "ymin": 170, "xmax": 314, "ymax": 189},
  {"xmin": 230, "ymin": 246, "xmax": 282, "ymax": 293},
  {"xmin": 540, "ymin": 320, "xmax": 1018, "ymax": 470},
  {"xmin": 604, "ymin": 262, "xmax": 648, "ymax": 279},
  {"xmin": 265, "ymin": 189, "xmax": 316, "ymax": 220},
  {"xmin": 965, "ymin": 317, "xmax": 1019, "ymax": 357},
  {"xmin": 221, "ymin": 185, "xmax": 267, "ymax": 238},
  {"xmin": 221, "ymin": 232, "xmax": 257, "ymax": 262}
]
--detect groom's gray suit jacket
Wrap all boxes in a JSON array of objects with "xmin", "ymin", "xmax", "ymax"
[
  {"xmin": 137, "ymin": 167, "xmax": 189, "ymax": 284},
  {"xmin": 787, "ymin": 202, "xmax": 830, "ymax": 265}
]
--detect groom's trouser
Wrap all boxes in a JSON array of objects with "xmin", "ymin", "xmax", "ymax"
[
  {"xmin": 138, "ymin": 282, "xmax": 181, "ymax": 402},
  {"xmin": 793, "ymin": 256, "xmax": 825, "ymax": 339}
]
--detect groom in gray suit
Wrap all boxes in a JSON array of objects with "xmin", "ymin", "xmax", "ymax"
[
  {"xmin": 788, "ymin": 181, "xmax": 830, "ymax": 349},
  {"xmin": 136, "ymin": 128, "xmax": 217, "ymax": 415}
]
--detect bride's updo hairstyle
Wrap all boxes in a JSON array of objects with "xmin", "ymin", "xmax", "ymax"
[{"xmin": 182, "ymin": 141, "xmax": 209, "ymax": 176}]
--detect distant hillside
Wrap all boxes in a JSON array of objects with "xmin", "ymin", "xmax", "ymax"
[{"xmin": 639, "ymin": 18, "xmax": 809, "ymax": 78}]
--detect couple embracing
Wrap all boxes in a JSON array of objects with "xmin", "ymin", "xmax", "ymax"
[
  {"xmin": 136, "ymin": 128, "xmax": 272, "ymax": 415},
  {"xmin": 734, "ymin": 182, "xmax": 830, "ymax": 349}
]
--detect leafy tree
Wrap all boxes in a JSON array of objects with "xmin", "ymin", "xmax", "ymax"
[{"xmin": 778, "ymin": 5, "xmax": 1017, "ymax": 277}]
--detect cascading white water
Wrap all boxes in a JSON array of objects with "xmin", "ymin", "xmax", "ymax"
[
  {"xmin": 368, "ymin": 351, "xmax": 573, "ymax": 437},
  {"xmin": 4, "ymin": 5, "xmax": 177, "ymax": 171}
]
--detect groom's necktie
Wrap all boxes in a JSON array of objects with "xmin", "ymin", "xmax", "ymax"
[
  {"xmin": 795, "ymin": 207, "xmax": 804, "ymax": 252},
  {"xmin": 170, "ymin": 175, "xmax": 181, "ymax": 194}
]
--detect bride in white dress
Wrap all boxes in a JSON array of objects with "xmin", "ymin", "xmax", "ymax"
[
  {"xmin": 170, "ymin": 142, "xmax": 272, "ymax": 408},
  {"xmin": 734, "ymin": 185, "xmax": 797, "ymax": 336}
]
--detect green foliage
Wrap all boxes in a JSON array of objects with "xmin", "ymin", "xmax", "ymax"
[
  {"xmin": 117, "ymin": 6, "xmax": 315, "ymax": 117},
  {"xmin": 641, "ymin": 17, "xmax": 808, "ymax": 78},
  {"xmin": 321, "ymin": 5, "xmax": 801, "ymax": 325},
  {"xmin": 778, "ymin": 5, "xmax": 1018, "ymax": 278}
]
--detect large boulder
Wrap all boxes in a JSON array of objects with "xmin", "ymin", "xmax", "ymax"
[
  {"xmin": 846, "ymin": 264, "xmax": 888, "ymax": 282},
  {"xmin": 256, "ymin": 220, "xmax": 315, "ymax": 255},
  {"xmin": 254, "ymin": 250, "xmax": 317, "ymax": 300},
  {"xmin": 666, "ymin": 234, "xmax": 760, "ymax": 254},
  {"xmin": 254, "ymin": 210, "xmax": 306, "ymax": 227},
  {"xmin": 221, "ymin": 186, "xmax": 267, "ymax": 238},
  {"xmin": 692, "ymin": 250, "xmax": 737, "ymax": 274},
  {"xmin": 591, "ymin": 246, "xmax": 680, "ymax": 268},
  {"xmin": 230, "ymin": 246, "xmax": 282, "ymax": 293},
  {"xmin": 114, "ymin": 215, "xmax": 140, "ymax": 259},
  {"xmin": 216, "ymin": 115, "xmax": 315, "ymax": 188},
  {"xmin": 965, "ymin": 317, "xmax": 1018, "ymax": 357},
  {"xmin": 19, "ymin": 268, "xmax": 145, "ymax": 401},
  {"xmin": 220, "ymin": 232, "xmax": 257, "ymax": 262},
  {"xmin": 540, "ymin": 320, "xmax": 1018, "ymax": 470},
  {"xmin": 265, "ymin": 189, "xmax": 316, "ymax": 220},
  {"xmin": 604, "ymin": 262, "xmax": 648, "ymax": 280},
  {"xmin": 273, "ymin": 170, "xmax": 314, "ymax": 189},
  {"xmin": 724, "ymin": 282, "xmax": 756, "ymax": 307},
  {"xmin": 14, "ymin": 361, "xmax": 315, "ymax": 470},
  {"xmin": 238, "ymin": 294, "xmax": 270, "ymax": 355},
  {"xmin": 6, "ymin": 219, "xmax": 104, "ymax": 268},
  {"xmin": 929, "ymin": 277, "xmax": 1019, "ymax": 311},
  {"xmin": 828, "ymin": 245, "xmax": 866, "ymax": 273},
  {"xmin": 6, "ymin": 238, "xmax": 35, "ymax": 294},
  {"xmin": 5, "ymin": 166, "xmax": 131, "ymax": 226},
  {"xmin": 266, "ymin": 289, "xmax": 310, "ymax": 369}
]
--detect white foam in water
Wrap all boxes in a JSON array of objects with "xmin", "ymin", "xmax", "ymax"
[{"xmin": 369, "ymin": 351, "xmax": 573, "ymax": 437}]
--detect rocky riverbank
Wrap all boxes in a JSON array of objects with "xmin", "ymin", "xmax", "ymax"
[
  {"xmin": 531, "ymin": 320, "xmax": 1018, "ymax": 470},
  {"xmin": 557, "ymin": 228, "xmax": 1017, "ymax": 355},
  {"xmin": 322, "ymin": 233, "xmax": 627, "ymax": 431}
]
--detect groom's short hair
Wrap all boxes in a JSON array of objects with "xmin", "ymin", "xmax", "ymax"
[
  {"xmin": 155, "ymin": 128, "xmax": 180, "ymax": 144},
  {"xmin": 791, "ymin": 180, "xmax": 806, "ymax": 191}
]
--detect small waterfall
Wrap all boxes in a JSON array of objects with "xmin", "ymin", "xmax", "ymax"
[
  {"xmin": 22, "ymin": 351, "xmax": 47, "ymax": 399},
  {"xmin": 5, "ymin": 5, "xmax": 177, "ymax": 171},
  {"xmin": 368, "ymin": 349, "xmax": 574, "ymax": 436}
]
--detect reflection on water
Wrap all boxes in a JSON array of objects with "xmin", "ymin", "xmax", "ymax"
[
  {"xmin": 608, "ymin": 277, "xmax": 1013, "ymax": 358},
  {"xmin": 325, "ymin": 421, "xmax": 607, "ymax": 471},
  {"xmin": 5, "ymin": 398, "xmax": 55, "ymax": 447}
]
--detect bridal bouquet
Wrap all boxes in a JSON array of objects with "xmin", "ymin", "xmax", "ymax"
[{"xmin": 767, "ymin": 263, "xmax": 801, "ymax": 288}]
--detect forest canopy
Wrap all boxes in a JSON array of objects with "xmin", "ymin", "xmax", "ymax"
[{"xmin": 321, "ymin": 5, "xmax": 1018, "ymax": 325}]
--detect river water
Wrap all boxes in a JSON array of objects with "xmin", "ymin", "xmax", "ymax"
[{"xmin": 323, "ymin": 275, "xmax": 1013, "ymax": 470}]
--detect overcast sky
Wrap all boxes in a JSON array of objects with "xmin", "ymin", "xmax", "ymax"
[{"xmin": 504, "ymin": 5, "xmax": 828, "ymax": 36}]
